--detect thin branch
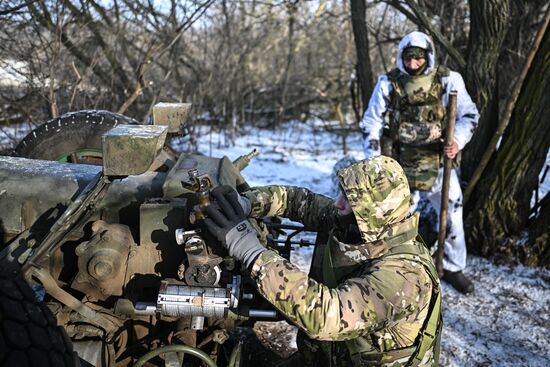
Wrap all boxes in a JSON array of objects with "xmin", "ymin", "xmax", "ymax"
[
  {"xmin": 156, "ymin": 0, "xmax": 215, "ymax": 57},
  {"xmin": 65, "ymin": 0, "xmax": 131, "ymax": 88},
  {"xmin": 68, "ymin": 62, "xmax": 83, "ymax": 111},
  {"xmin": 386, "ymin": 0, "xmax": 420, "ymax": 28},
  {"xmin": 0, "ymin": 1, "xmax": 37, "ymax": 16},
  {"xmin": 117, "ymin": 83, "xmax": 143, "ymax": 114},
  {"xmin": 27, "ymin": 1, "xmax": 113, "ymax": 87},
  {"xmin": 391, "ymin": 0, "xmax": 466, "ymax": 68},
  {"xmin": 117, "ymin": 47, "xmax": 154, "ymax": 114}
]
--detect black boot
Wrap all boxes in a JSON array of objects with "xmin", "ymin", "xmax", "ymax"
[{"xmin": 442, "ymin": 271, "xmax": 474, "ymax": 294}]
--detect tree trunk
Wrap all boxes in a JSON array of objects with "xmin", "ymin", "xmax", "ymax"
[
  {"xmin": 466, "ymin": 27, "xmax": 550, "ymax": 259},
  {"xmin": 350, "ymin": 0, "xmax": 374, "ymax": 115},
  {"xmin": 461, "ymin": 0, "xmax": 509, "ymax": 182},
  {"xmin": 524, "ymin": 194, "xmax": 550, "ymax": 268}
]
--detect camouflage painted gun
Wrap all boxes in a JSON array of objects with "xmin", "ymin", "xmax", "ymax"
[{"xmin": 0, "ymin": 104, "xmax": 295, "ymax": 367}]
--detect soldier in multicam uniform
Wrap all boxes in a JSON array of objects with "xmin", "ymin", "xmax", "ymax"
[
  {"xmin": 360, "ymin": 31, "xmax": 479, "ymax": 294},
  {"xmin": 203, "ymin": 156, "xmax": 442, "ymax": 366}
]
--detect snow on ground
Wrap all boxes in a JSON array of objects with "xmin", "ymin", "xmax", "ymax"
[
  {"xmin": 175, "ymin": 121, "xmax": 550, "ymax": 367},
  {"xmin": 441, "ymin": 256, "xmax": 550, "ymax": 366}
]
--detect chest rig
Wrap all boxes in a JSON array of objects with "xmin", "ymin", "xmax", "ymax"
[{"xmin": 383, "ymin": 66, "xmax": 449, "ymax": 191}]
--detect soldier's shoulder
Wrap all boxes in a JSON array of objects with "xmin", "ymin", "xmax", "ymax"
[
  {"xmin": 435, "ymin": 64, "xmax": 451, "ymax": 77},
  {"xmin": 368, "ymin": 245, "xmax": 437, "ymax": 280},
  {"xmin": 360, "ymin": 253, "xmax": 427, "ymax": 275},
  {"xmin": 386, "ymin": 68, "xmax": 402, "ymax": 81},
  {"xmin": 350, "ymin": 254, "xmax": 435, "ymax": 303}
]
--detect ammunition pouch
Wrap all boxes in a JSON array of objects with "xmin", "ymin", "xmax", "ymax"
[
  {"xmin": 397, "ymin": 120, "xmax": 443, "ymax": 146},
  {"xmin": 349, "ymin": 344, "xmax": 417, "ymax": 366},
  {"xmin": 399, "ymin": 143, "xmax": 442, "ymax": 191}
]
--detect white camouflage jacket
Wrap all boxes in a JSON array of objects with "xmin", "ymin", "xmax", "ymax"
[{"xmin": 360, "ymin": 31, "xmax": 479, "ymax": 158}]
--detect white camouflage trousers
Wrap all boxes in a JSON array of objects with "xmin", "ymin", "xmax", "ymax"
[{"xmin": 410, "ymin": 168, "xmax": 467, "ymax": 272}]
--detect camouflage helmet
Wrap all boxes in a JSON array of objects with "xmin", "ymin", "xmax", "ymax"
[{"xmin": 336, "ymin": 156, "xmax": 411, "ymax": 242}]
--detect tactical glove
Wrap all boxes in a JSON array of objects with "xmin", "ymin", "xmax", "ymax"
[
  {"xmin": 204, "ymin": 185, "xmax": 265, "ymax": 268},
  {"xmin": 209, "ymin": 185, "xmax": 251, "ymax": 215}
]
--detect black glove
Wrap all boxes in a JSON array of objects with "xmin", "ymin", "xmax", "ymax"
[{"xmin": 204, "ymin": 185, "xmax": 265, "ymax": 268}]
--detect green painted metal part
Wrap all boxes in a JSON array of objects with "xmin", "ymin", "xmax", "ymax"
[
  {"xmin": 133, "ymin": 344, "xmax": 217, "ymax": 367},
  {"xmin": 55, "ymin": 148, "xmax": 103, "ymax": 163}
]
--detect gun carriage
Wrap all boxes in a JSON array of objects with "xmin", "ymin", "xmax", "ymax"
[{"xmin": 0, "ymin": 104, "xmax": 311, "ymax": 367}]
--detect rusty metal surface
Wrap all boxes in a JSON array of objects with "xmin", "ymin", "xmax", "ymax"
[
  {"xmin": 72, "ymin": 220, "xmax": 134, "ymax": 300},
  {"xmin": 32, "ymin": 266, "xmax": 118, "ymax": 334},
  {"xmin": 183, "ymin": 235, "xmax": 223, "ymax": 286}
]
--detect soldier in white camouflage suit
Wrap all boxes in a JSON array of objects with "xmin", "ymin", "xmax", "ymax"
[
  {"xmin": 203, "ymin": 156, "xmax": 442, "ymax": 366},
  {"xmin": 360, "ymin": 31, "xmax": 479, "ymax": 294}
]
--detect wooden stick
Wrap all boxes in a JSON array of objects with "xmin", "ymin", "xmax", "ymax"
[
  {"xmin": 437, "ymin": 91, "xmax": 457, "ymax": 277},
  {"xmin": 463, "ymin": 6, "xmax": 550, "ymax": 204}
]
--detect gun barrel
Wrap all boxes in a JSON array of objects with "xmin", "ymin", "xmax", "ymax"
[
  {"xmin": 264, "ymin": 222, "xmax": 304, "ymax": 231},
  {"xmin": 272, "ymin": 239, "xmax": 313, "ymax": 246},
  {"xmin": 233, "ymin": 149, "xmax": 260, "ymax": 171}
]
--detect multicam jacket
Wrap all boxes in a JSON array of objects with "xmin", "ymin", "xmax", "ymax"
[
  {"xmin": 360, "ymin": 31, "xmax": 479, "ymax": 191},
  {"xmin": 244, "ymin": 157, "xmax": 441, "ymax": 366}
]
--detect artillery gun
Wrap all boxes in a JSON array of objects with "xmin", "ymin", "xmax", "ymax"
[{"xmin": 0, "ymin": 104, "xmax": 300, "ymax": 367}]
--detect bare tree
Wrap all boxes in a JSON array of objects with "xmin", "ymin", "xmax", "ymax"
[
  {"xmin": 461, "ymin": 0, "xmax": 510, "ymax": 182},
  {"xmin": 466, "ymin": 25, "xmax": 550, "ymax": 267},
  {"xmin": 350, "ymin": 0, "xmax": 374, "ymax": 120}
]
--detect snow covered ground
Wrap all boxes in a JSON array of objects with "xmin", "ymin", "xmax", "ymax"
[
  {"xmin": 178, "ymin": 121, "xmax": 550, "ymax": 367},
  {"xmin": 1, "ymin": 119, "xmax": 549, "ymax": 366}
]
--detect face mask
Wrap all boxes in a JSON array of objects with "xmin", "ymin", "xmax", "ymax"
[
  {"xmin": 405, "ymin": 61, "xmax": 428, "ymax": 75},
  {"xmin": 403, "ymin": 46, "xmax": 428, "ymax": 75}
]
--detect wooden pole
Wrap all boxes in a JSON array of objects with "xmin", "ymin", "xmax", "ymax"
[{"xmin": 436, "ymin": 91, "xmax": 457, "ymax": 277}]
